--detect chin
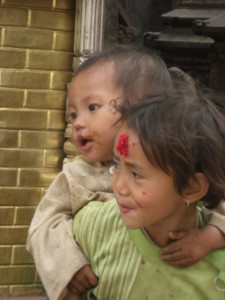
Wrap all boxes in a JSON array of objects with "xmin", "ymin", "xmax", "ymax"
[
  {"xmin": 122, "ymin": 219, "xmax": 139, "ymax": 229},
  {"xmin": 81, "ymin": 152, "xmax": 96, "ymax": 161},
  {"xmin": 83, "ymin": 152, "xmax": 111, "ymax": 163},
  {"xmin": 83, "ymin": 156, "xmax": 96, "ymax": 163}
]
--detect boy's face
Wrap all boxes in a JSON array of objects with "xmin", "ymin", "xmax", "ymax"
[
  {"xmin": 111, "ymin": 123, "xmax": 188, "ymax": 236},
  {"xmin": 68, "ymin": 63, "xmax": 122, "ymax": 162}
]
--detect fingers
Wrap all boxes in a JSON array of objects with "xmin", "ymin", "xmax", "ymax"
[
  {"xmin": 160, "ymin": 240, "xmax": 190, "ymax": 268},
  {"xmin": 161, "ymin": 241, "xmax": 182, "ymax": 256},
  {"xmin": 160, "ymin": 249, "xmax": 184, "ymax": 263},
  {"xmin": 168, "ymin": 231, "xmax": 188, "ymax": 240},
  {"xmin": 68, "ymin": 279, "xmax": 88, "ymax": 295},
  {"xmin": 86, "ymin": 269, "xmax": 99, "ymax": 286},
  {"xmin": 164, "ymin": 257, "xmax": 194, "ymax": 268},
  {"xmin": 160, "ymin": 231, "xmax": 189, "ymax": 255},
  {"xmin": 68, "ymin": 265, "xmax": 98, "ymax": 295},
  {"xmin": 160, "ymin": 249, "xmax": 196, "ymax": 268}
]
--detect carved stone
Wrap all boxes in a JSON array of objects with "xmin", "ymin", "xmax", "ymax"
[{"xmin": 145, "ymin": 0, "xmax": 225, "ymax": 92}]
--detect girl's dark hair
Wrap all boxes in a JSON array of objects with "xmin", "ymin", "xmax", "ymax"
[
  {"xmin": 119, "ymin": 85, "xmax": 225, "ymax": 209},
  {"xmin": 73, "ymin": 45, "xmax": 173, "ymax": 104}
]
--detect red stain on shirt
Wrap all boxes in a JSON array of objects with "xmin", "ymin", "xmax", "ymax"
[{"xmin": 116, "ymin": 134, "xmax": 129, "ymax": 157}]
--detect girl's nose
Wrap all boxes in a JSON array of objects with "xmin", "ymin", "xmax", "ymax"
[{"xmin": 112, "ymin": 170, "xmax": 129, "ymax": 196}]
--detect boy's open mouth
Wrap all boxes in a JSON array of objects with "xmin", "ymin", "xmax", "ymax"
[{"xmin": 78, "ymin": 136, "xmax": 93, "ymax": 150}]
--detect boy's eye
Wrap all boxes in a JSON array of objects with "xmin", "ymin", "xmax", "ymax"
[
  {"xmin": 89, "ymin": 104, "xmax": 100, "ymax": 111},
  {"xmin": 69, "ymin": 112, "xmax": 77, "ymax": 121}
]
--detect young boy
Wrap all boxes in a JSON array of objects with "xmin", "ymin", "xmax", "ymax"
[
  {"xmin": 73, "ymin": 87, "xmax": 225, "ymax": 299},
  {"xmin": 27, "ymin": 45, "xmax": 225, "ymax": 300}
]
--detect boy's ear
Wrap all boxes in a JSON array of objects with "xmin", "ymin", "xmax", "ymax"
[{"xmin": 183, "ymin": 173, "xmax": 209, "ymax": 204}]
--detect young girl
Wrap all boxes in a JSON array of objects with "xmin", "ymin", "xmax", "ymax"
[
  {"xmin": 73, "ymin": 87, "xmax": 225, "ymax": 299},
  {"xmin": 27, "ymin": 45, "xmax": 225, "ymax": 300}
]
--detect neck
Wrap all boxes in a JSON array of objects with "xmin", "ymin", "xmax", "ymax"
[{"xmin": 145, "ymin": 205, "xmax": 197, "ymax": 247}]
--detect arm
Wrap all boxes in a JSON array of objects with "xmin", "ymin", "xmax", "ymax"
[
  {"xmin": 27, "ymin": 170, "xmax": 89, "ymax": 300},
  {"xmin": 27, "ymin": 159, "xmax": 113, "ymax": 300},
  {"xmin": 160, "ymin": 202, "xmax": 225, "ymax": 267},
  {"xmin": 203, "ymin": 201, "xmax": 225, "ymax": 235}
]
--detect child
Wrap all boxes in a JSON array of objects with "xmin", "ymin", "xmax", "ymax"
[
  {"xmin": 73, "ymin": 87, "xmax": 225, "ymax": 299},
  {"xmin": 27, "ymin": 45, "xmax": 225, "ymax": 300}
]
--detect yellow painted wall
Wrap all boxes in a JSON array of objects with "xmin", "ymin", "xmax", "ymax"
[{"xmin": 0, "ymin": 0, "xmax": 75, "ymax": 296}]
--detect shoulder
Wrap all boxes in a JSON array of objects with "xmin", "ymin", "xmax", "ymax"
[
  {"xmin": 74, "ymin": 199, "xmax": 119, "ymax": 230},
  {"xmin": 63, "ymin": 158, "xmax": 112, "ymax": 192},
  {"xmin": 63, "ymin": 157, "xmax": 97, "ymax": 176},
  {"xmin": 73, "ymin": 200, "xmax": 122, "ymax": 248},
  {"xmin": 63, "ymin": 156, "xmax": 108, "ymax": 176}
]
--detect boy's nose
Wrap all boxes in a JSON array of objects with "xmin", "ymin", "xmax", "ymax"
[{"xmin": 73, "ymin": 116, "xmax": 86, "ymax": 131}]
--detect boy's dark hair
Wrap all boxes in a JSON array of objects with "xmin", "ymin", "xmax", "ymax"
[
  {"xmin": 119, "ymin": 86, "xmax": 225, "ymax": 209},
  {"xmin": 73, "ymin": 45, "xmax": 173, "ymax": 104}
]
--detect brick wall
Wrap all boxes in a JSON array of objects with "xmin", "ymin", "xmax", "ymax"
[{"xmin": 0, "ymin": 0, "xmax": 75, "ymax": 296}]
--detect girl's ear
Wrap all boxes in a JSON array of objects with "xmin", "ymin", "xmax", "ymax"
[{"xmin": 183, "ymin": 173, "xmax": 209, "ymax": 204}]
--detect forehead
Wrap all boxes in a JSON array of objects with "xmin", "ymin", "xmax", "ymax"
[
  {"xmin": 115, "ymin": 124, "xmax": 140, "ymax": 151},
  {"xmin": 68, "ymin": 63, "xmax": 120, "ymax": 102},
  {"xmin": 114, "ymin": 124, "xmax": 152, "ymax": 170}
]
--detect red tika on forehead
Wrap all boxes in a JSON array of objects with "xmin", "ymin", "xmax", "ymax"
[{"xmin": 116, "ymin": 134, "xmax": 129, "ymax": 157}]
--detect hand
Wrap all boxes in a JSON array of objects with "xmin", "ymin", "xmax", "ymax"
[
  {"xmin": 160, "ymin": 228, "xmax": 212, "ymax": 268},
  {"xmin": 68, "ymin": 265, "xmax": 98, "ymax": 295}
]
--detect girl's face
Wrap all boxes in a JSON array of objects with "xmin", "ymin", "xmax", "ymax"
[
  {"xmin": 111, "ymin": 123, "xmax": 189, "ymax": 236},
  {"xmin": 68, "ymin": 63, "xmax": 122, "ymax": 162}
]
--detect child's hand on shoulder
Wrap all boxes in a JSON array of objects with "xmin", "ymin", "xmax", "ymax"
[
  {"xmin": 68, "ymin": 265, "xmax": 98, "ymax": 295},
  {"xmin": 160, "ymin": 225, "xmax": 225, "ymax": 268}
]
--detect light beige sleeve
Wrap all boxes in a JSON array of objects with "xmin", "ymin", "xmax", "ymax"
[
  {"xmin": 26, "ymin": 159, "xmax": 113, "ymax": 300},
  {"xmin": 202, "ymin": 201, "xmax": 225, "ymax": 234}
]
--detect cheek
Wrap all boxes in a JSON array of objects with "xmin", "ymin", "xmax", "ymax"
[
  {"xmin": 91, "ymin": 130, "xmax": 99, "ymax": 138},
  {"xmin": 134, "ymin": 191, "xmax": 150, "ymax": 208}
]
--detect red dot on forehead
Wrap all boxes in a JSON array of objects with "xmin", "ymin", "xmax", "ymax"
[{"xmin": 116, "ymin": 134, "xmax": 129, "ymax": 157}]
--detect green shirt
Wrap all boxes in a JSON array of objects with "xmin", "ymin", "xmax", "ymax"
[{"xmin": 73, "ymin": 199, "xmax": 225, "ymax": 300}]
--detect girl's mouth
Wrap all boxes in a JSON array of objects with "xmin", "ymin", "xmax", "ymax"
[{"xmin": 118, "ymin": 203, "xmax": 133, "ymax": 214}]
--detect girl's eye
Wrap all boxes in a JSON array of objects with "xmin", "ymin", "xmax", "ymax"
[
  {"xmin": 132, "ymin": 172, "xmax": 143, "ymax": 180},
  {"xmin": 89, "ymin": 104, "xmax": 100, "ymax": 111}
]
